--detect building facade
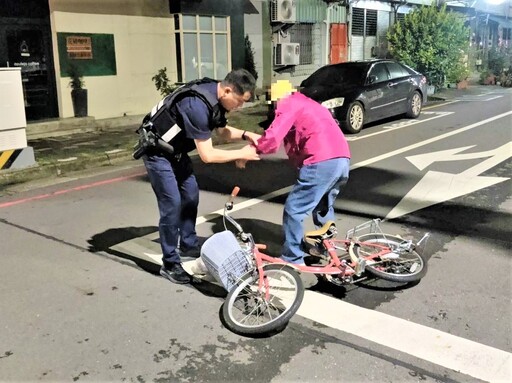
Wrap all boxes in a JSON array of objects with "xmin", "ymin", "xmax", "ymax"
[
  {"xmin": 0, "ymin": 0, "xmax": 510, "ymax": 123},
  {"xmin": 0, "ymin": 0, "xmax": 254, "ymax": 121}
]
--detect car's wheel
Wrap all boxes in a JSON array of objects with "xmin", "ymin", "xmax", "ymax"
[
  {"xmin": 343, "ymin": 102, "xmax": 364, "ymax": 134},
  {"xmin": 406, "ymin": 91, "xmax": 422, "ymax": 118}
]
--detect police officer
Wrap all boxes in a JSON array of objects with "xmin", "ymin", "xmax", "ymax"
[{"xmin": 142, "ymin": 69, "xmax": 260, "ymax": 284}]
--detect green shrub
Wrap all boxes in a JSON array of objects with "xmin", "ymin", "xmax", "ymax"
[
  {"xmin": 446, "ymin": 62, "xmax": 469, "ymax": 83},
  {"xmin": 488, "ymin": 47, "xmax": 508, "ymax": 76},
  {"xmin": 244, "ymin": 35, "xmax": 258, "ymax": 81},
  {"xmin": 387, "ymin": 3, "xmax": 470, "ymax": 89},
  {"xmin": 151, "ymin": 67, "xmax": 182, "ymax": 97},
  {"xmin": 68, "ymin": 62, "xmax": 85, "ymax": 90}
]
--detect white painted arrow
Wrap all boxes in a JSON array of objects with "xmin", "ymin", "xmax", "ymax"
[
  {"xmin": 387, "ymin": 143, "xmax": 511, "ymax": 219},
  {"xmin": 406, "ymin": 143, "xmax": 512, "ymax": 171},
  {"xmin": 406, "ymin": 146, "xmax": 476, "ymax": 170}
]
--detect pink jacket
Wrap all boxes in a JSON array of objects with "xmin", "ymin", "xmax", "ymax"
[{"xmin": 256, "ymin": 92, "xmax": 350, "ymax": 168}]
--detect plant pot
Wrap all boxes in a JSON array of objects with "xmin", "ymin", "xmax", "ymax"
[
  {"xmin": 456, "ymin": 80, "xmax": 468, "ymax": 89},
  {"xmin": 71, "ymin": 88, "xmax": 88, "ymax": 117},
  {"xmin": 483, "ymin": 75, "xmax": 496, "ymax": 85}
]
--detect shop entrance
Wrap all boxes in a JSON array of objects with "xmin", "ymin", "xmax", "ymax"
[{"xmin": 1, "ymin": 26, "xmax": 58, "ymax": 121}]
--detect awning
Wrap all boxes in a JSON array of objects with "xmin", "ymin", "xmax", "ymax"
[{"xmin": 487, "ymin": 15, "xmax": 512, "ymax": 28}]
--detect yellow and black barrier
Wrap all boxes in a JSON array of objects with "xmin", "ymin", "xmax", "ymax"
[
  {"xmin": 0, "ymin": 149, "xmax": 22, "ymax": 170},
  {"xmin": 0, "ymin": 148, "xmax": 35, "ymax": 170}
]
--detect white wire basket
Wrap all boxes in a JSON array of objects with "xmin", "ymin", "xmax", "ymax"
[
  {"xmin": 345, "ymin": 218, "xmax": 384, "ymax": 240},
  {"xmin": 200, "ymin": 230, "xmax": 254, "ymax": 291}
]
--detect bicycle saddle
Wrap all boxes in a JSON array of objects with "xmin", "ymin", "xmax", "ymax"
[{"xmin": 303, "ymin": 221, "xmax": 337, "ymax": 245}]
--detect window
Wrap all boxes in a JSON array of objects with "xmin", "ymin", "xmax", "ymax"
[
  {"xmin": 503, "ymin": 28, "xmax": 511, "ymax": 41},
  {"xmin": 174, "ymin": 14, "xmax": 230, "ymax": 82},
  {"xmin": 352, "ymin": 8, "xmax": 365, "ymax": 36},
  {"xmin": 289, "ymin": 23, "xmax": 313, "ymax": 65},
  {"xmin": 368, "ymin": 63, "xmax": 389, "ymax": 83},
  {"xmin": 365, "ymin": 10, "xmax": 377, "ymax": 36},
  {"xmin": 352, "ymin": 8, "xmax": 377, "ymax": 37},
  {"xmin": 386, "ymin": 62, "xmax": 408, "ymax": 79}
]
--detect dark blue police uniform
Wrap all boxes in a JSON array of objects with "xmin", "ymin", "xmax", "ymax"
[{"xmin": 142, "ymin": 81, "xmax": 225, "ymax": 267}]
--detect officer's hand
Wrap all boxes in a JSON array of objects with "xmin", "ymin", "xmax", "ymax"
[
  {"xmin": 239, "ymin": 144, "xmax": 260, "ymax": 161},
  {"xmin": 244, "ymin": 131, "xmax": 261, "ymax": 145}
]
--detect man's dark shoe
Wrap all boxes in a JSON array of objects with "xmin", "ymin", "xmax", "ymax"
[
  {"xmin": 180, "ymin": 247, "xmax": 201, "ymax": 259},
  {"xmin": 160, "ymin": 263, "xmax": 191, "ymax": 284}
]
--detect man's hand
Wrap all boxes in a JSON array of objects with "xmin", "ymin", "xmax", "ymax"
[
  {"xmin": 239, "ymin": 144, "xmax": 260, "ymax": 161},
  {"xmin": 235, "ymin": 145, "xmax": 258, "ymax": 169},
  {"xmin": 243, "ymin": 131, "xmax": 262, "ymax": 145}
]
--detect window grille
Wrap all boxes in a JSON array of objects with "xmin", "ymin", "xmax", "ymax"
[
  {"xmin": 365, "ymin": 10, "xmax": 377, "ymax": 36},
  {"xmin": 289, "ymin": 23, "xmax": 314, "ymax": 65},
  {"xmin": 352, "ymin": 8, "xmax": 364, "ymax": 36},
  {"xmin": 352, "ymin": 8, "xmax": 377, "ymax": 37}
]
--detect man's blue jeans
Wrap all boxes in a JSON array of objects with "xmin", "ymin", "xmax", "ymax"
[
  {"xmin": 282, "ymin": 157, "xmax": 350, "ymax": 264},
  {"xmin": 143, "ymin": 153, "xmax": 199, "ymax": 265}
]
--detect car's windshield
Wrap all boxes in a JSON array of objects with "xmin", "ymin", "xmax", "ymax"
[{"xmin": 302, "ymin": 64, "xmax": 366, "ymax": 87}]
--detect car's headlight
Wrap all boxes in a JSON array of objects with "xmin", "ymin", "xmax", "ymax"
[{"xmin": 321, "ymin": 97, "xmax": 345, "ymax": 109}]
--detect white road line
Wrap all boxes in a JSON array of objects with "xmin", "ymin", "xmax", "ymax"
[
  {"xmin": 196, "ymin": 185, "xmax": 293, "ymax": 223},
  {"xmin": 350, "ymin": 110, "xmax": 512, "ymax": 171},
  {"xmin": 457, "ymin": 95, "xmax": 504, "ymax": 102},
  {"xmin": 195, "ymin": 110, "xmax": 512, "ymax": 217},
  {"xmin": 188, "ymin": 110, "xmax": 512, "ymax": 382},
  {"xmin": 298, "ymin": 291, "xmax": 511, "ymax": 383},
  {"xmin": 347, "ymin": 112, "xmax": 453, "ymax": 141},
  {"xmin": 423, "ymin": 100, "xmax": 460, "ymax": 108}
]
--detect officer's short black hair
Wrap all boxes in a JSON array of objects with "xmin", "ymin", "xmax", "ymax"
[{"xmin": 222, "ymin": 69, "xmax": 256, "ymax": 99}]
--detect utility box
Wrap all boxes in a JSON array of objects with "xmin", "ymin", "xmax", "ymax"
[{"xmin": 0, "ymin": 67, "xmax": 35, "ymax": 170}]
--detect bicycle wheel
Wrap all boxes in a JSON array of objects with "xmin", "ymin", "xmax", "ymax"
[
  {"xmin": 355, "ymin": 233, "xmax": 427, "ymax": 283},
  {"xmin": 222, "ymin": 264, "xmax": 304, "ymax": 336}
]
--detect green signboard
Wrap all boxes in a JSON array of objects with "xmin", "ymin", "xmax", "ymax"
[{"xmin": 57, "ymin": 32, "xmax": 117, "ymax": 77}]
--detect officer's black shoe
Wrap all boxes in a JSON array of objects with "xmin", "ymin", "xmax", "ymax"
[{"xmin": 160, "ymin": 263, "xmax": 191, "ymax": 284}]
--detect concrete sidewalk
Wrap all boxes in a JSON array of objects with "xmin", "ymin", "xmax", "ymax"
[
  {"xmin": 0, "ymin": 118, "xmax": 142, "ymax": 190},
  {"xmin": 0, "ymin": 84, "xmax": 506, "ymax": 190},
  {"xmin": 0, "ymin": 102, "xmax": 267, "ymax": 190}
]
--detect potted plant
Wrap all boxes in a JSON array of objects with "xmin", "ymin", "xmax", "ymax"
[
  {"xmin": 480, "ymin": 69, "xmax": 496, "ymax": 85},
  {"xmin": 151, "ymin": 67, "xmax": 183, "ymax": 97},
  {"xmin": 68, "ymin": 63, "xmax": 88, "ymax": 117},
  {"xmin": 447, "ymin": 63, "xmax": 469, "ymax": 89}
]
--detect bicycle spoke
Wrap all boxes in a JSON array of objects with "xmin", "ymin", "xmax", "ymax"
[{"xmin": 223, "ymin": 265, "xmax": 305, "ymax": 335}]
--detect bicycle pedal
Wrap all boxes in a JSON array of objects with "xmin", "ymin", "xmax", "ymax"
[{"xmin": 355, "ymin": 259, "xmax": 366, "ymax": 276}]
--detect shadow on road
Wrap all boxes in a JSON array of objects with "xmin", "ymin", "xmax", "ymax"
[{"xmin": 87, "ymin": 226, "xmax": 162, "ymax": 274}]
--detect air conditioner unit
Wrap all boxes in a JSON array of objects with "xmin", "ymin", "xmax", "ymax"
[
  {"xmin": 274, "ymin": 43, "xmax": 300, "ymax": 66},
  {"xmin": 271, "ymin": 0, "xmax": 296, "ymax": 23}
]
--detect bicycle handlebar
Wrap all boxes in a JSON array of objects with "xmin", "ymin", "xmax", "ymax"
[
  {"xmin": 231, "ymin": 186, "xmax": 240, "ymax": 198},
  {"xmin": 223, "ymin": 186, "xmax": 252, "ymax": 243},
  {"xmin": 225, "ymin": 186, "xmax": 240, "ymax": 211}
]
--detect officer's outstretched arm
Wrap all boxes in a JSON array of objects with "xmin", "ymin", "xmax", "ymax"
[
  {"xmin": 218, "ymin": 126, "xmax": 261, "ymax": 145},
  {"xmin": 195, "ymin": 138, "xmax": 260, "ymax": 164}
]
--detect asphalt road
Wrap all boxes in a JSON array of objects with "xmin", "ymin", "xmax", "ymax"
[{"xmin": 1, "ymin": 87, "xmax": 511, "ymax": 382}]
